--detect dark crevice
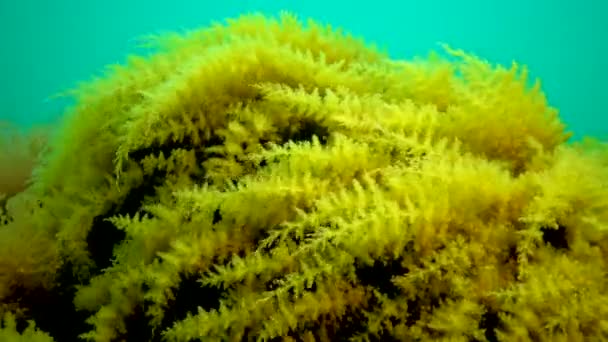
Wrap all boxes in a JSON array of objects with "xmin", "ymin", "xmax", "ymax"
[
  {"xmin": 128, "ymin": 135, "xmax": 197, "ymax": 162},
  {"xmin": 212, "ymin": 208, "xmax": 222, "ymax": 224},
  {"xmin": 157, "ymin": 273, "xmax": 224, "ymax": 335},
  {"xmin": 119, "ymin": 304, "xmax": 154, "ymax": 342},
  {"xmin": 86, "ymin": 168, "xmax": 164, "ymax": 272},
  {"xmin": 541, "ymin": 224, "xmax": 569, "ymax": 250},
  {"xmin": 86, "ymin": 214, "xmax": 127, "ymax": 271},
  {"xmin": 355, "ymin": 258, "xmax": 407, "ymax": 299},
  {"xmin": 479, "ymin": 309, "xmax": 500, "ymax": 342},
  {"xmin": 8, "ymin": 262, "xmax": 90, "ymax": 341},
  {"xmin": 405, "ymin": 298, "xmax": 424, "ymax": 327},
  {"xmin": 279, "ymin": 119, "xmax": 329, "ymax": 145}
]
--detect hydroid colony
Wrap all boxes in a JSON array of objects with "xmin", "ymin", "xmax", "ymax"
[{"xmin": 1, "ymin": 12, "xmax": 607, "ymax": 342}]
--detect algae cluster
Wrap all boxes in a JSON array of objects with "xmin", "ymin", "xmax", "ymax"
[{"xmin": 1, "ymin": 12, "xmax": 607, "ymax": 342}]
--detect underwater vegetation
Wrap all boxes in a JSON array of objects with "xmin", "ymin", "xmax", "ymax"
[
  {"xmin": 1, "ymin": 12, "xmax": 607, "ymax": 342},
  {"xmin": 0, "ymin": 123, "xmax": 49, "ymax": 204}
]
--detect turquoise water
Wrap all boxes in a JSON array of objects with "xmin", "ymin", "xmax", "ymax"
[{"xmin": 0, "ymin": 0, "xmax": 605, "ymax": 140}]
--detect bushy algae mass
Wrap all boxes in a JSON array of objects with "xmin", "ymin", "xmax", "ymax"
[
  {"xmin": 0, "ymin": 123, "xmax": 48, "ymax": 205},
  {"xmin": 1, "ymin": 12, "xmax": 607, "ymax": 342}
]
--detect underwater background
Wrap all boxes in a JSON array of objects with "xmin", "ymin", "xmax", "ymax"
[{"xmin": 0, "ymin": 0, "xmax": 606, "ymax": 141}]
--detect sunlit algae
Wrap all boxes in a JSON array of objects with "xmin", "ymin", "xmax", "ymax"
[{"xmin": 1, "ymin": 12, "xmax": 607, "ymax": 342}]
